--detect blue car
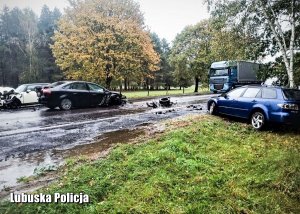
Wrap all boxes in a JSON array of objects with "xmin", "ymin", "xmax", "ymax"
[{"xmin": 207, "ymin": 85, "xmax": 300, "ymax": 130}]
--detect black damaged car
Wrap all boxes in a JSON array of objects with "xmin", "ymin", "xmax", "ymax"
[{"xmin": 38, "ymin": 81, "xmax": 126, "ymax": 110}]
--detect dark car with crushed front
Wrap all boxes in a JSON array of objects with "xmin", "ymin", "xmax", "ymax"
[{"xmin": 38, "ymin": 81, "xmax": 126, "ymax": 110}]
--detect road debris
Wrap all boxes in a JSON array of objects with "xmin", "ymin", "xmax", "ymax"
[
  {"xmin": 147, "ymin": 97, "xmax": 175, "ymax": 108},
  {"xmin": 186, "ymin": 104, "xmax": 203, "ymax": 111}
]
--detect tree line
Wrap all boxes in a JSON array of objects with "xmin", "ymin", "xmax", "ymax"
[
  {"xmin": 1, "ymin": 0, "xmax": 299, "ymax": 90},
  {"xmin": 0, "ymin": 5, "xmax": 62, "ymax": 87}
]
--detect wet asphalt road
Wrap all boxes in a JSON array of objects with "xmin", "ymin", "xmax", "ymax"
[{"xmin": 0, "ymin": 94, "xmax": 213, "ymax": 189}]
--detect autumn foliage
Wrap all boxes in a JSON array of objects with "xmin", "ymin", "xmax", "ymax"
[{"xmin": 52, "ymin": 0, "xmax": 159, "ymax": 88}]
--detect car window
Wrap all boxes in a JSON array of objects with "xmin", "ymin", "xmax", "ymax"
[
  {"xmin": 62, "ymin": 84, "xmax": 72, "ymax": 89},
  {"xmin": 262, "ymin": 88, "xmax": 277, "ymax": 99},
  {"xmin": 27, "ymin": 85, "xmax": 36, "ymax": 91},
  {"xmin": 282, "ymin": 89, "xmax": 300, "ymax": 101},
  {"xmin": 88, "ymin": 83, "xmax": 104, "ymax": 92},
  {"xmin": 71, "ymin": 83, "xmax": 88, "ymax": 90},
  {"xmin": 227, "ymin": 87, "xmax": 246, "ymax": 99},
  {"xmin": 256, "ymin": 90, "xmax": 262, "ymax": 98},
  {"xmin": 242, "ymin": 88, "xmax": 261, "ymax": 98},
  {"xmin": 15, "ymin": 85, "xmax": 27, "ymax": 93},
  {"xmin": 50, "ymin": 81, "xmax": 66, "ymax": 88}
]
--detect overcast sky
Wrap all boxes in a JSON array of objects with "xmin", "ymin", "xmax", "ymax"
[{"xmin": 0, "ymin": 0, "xmax": 210, "ymax": 43}]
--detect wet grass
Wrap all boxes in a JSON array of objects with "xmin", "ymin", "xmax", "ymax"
[
  {"xmin": 1, "ymin": 115, "xmax": 299, "ymax": 213},
  {"xmin": 122, "ymin": 86, "xmax": 209, "ymax": 99}
]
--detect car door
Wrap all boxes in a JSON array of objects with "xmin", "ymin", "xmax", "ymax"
[
  {"xmin": 69, "ymin": 82, "xmax": 90, "ymax": 107},
  {"xmin": 23, "ymin": 85, "xmax": 39, "ymax": 104},
  {"xmin": 236, "ymin": 87, "xmax": 262, "ymax": 118},
  {"xmin": 218, "ymin": 87, "xmax": 246, "ymax": 116},
  {"xmin": 87, "ymin": 83, "xmax": 106, "ymax": 106},
  {"xmin": 260, "ymin": 88, "xmax": 278, "ymax": 118}
]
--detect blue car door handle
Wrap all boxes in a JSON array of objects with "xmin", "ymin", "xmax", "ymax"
[{"xmin": 252, "ymin": 100, "xmax": 257, "ymax": 103}]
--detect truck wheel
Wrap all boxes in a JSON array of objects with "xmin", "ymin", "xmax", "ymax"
[
  {"xmin": 251, "ymin": 111, "xmax": 265, "ymax": 130},
  {"xmin": 59, "ymin": 98, "xmax": 72, "ymax": 110},
  {"xmin": 208, "ymin": 102, "xmax": 217, "ymax": 115}
]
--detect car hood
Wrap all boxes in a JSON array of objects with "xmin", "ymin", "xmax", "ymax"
[
  {"xmin": 110, "ymin": 91, "xmax": 127, "ymax": 99},
  {"xmin": 0, "ymin": 88, "xmax": 14, "ymax": 93},
  {"xmin": 110, "ymin": 91, "xmax": 123, "ymax": 95}
]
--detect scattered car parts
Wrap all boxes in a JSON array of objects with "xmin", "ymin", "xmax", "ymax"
[{"xmin": 147, "ymin": 97, "xmax": 175, "ymax": 108}]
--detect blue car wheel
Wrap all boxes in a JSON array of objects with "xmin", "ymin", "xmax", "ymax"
[
  {"xmin": 209, "ymin": 102, "xmax": 217, "ymax": 115},
  {"xmin": 251, "ymin": 111, "xmax": 265, "ymax": 130}
]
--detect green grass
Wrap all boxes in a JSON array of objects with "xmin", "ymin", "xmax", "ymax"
[
  {"xmin": 1, "ymin": 115, "xmax": 299, "ymax": 214},
  {"xmin": 122, "ymin": 86, "xmax": 209, "ymax": 99}
]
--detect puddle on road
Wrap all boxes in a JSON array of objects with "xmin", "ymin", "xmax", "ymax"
[
  {"xmin": 0, "ymin": 128, "xmax": 145, "ymax": 191},
  {"xmin": 0, "ymin": 95, "xmax": 209, "ymax": 192},
  {"xmin": 55, "ymin": 128, "xmax": 145, "ymax": 158}
]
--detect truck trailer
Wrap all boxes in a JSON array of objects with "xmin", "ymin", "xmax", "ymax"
[{"xmin": 209, "ymin": 61, "xmax": 262, "ymax": 93}]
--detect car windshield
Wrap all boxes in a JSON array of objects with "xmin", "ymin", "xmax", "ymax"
[
  {"xmin": 15, "ymin": 85, "xmax": 27, "ymax": 93},
  {"xmin": 283, "ymin": 89, "xmax": 300, "ymax": 101},
  {"xmin": 210, "ymin": 68, "xmax": 229, "ymax": 77}
]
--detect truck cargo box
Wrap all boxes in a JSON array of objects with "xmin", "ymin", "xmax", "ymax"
[{"xmin": 237, "ymin": 61, "xmax": 259, "ymax": 82}]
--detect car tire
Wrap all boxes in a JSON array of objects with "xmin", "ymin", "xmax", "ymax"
[
  {"xmin": 10, "ymin": 98, "xmax": 21, "ymax": 109},
  {"xmin": 208, "ymin": 102, "xmax": 217, "ymax": 115},
  {"xmin": 59, "ymin": 98, "xmax": 72, "ymax": 110},
  {"xmin": 251, "ymin": 111, "xmax": 265, "ymax": 130}
]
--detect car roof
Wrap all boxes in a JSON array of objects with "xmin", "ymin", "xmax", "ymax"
[
  {"xmin": 61, "ymin": 81, "xmax": 103, "ymax": 85},
  {"xmin": 20, "ymin": 83, "xmax": 49, "ymax": 86},
  {"xmin": 244, "ymin": 85, "xmax": 285, "ymax": 90}
]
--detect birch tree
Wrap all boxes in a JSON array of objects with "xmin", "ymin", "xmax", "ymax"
[
  {"xmin": 21, "ymin": 9, "xmax": 39, "ymax": 81},
  {"xmin": 257, "ymin": 0, "xmax": 297, "ymax": 88},
  {"xmin": 205, "ymin": 0, "xmax": 300, "ymax": 88}
]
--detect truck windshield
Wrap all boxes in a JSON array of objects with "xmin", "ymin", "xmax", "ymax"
[{"xmin": 210, "ymin": 69, "xmax": 229, "ymax": 77}]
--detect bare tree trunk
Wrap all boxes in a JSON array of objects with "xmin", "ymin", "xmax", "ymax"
[
  {"xmin": 124, "ymin": 77, "xmax": 128, "ymax": 90},
  {"xmin": 289, "ymin": 0, "xmax": 295, "ymax": 88},
  {"xmin": 258, "ymin": 0, "xmax": 295, "ymax": 88},
  {"xmin": 194, "ymin": 76, "xmax": 199, "ymax": 92}
]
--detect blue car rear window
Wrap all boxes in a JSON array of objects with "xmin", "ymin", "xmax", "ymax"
[{"xmin": 283, "ymin": 89, "xmax": 300, "ymax": 101}]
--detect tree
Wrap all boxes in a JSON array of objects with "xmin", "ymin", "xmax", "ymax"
[
  {"xmin": 170, "ymin": 55, "xmax": 193, "ymax": 89},
  {"xmin": 38, "ymin": 5, "xmax": 62, "ymax": 82},
  {"xmin": 160, "ymin": 38, "xmax": 173, "ymax": 89},
  {"xmin": 257, "ymin": 0, "xmax": 299, "ymax": 88},
  {"xmin": 0, "ymin": 7, "xmax": 26, "ymax": 87},
  {"xmin": 170, "ymin": 20, "xmax": 212, "ymax": 92},
  {"xmin": 0, "ymin": 6, "xmax": 63, "ymax": 86},
  {"xmin": 52, "ymin": 0, "xmax": 159, "ymax": 89},
  {"xmin": 19, "ymin": 8, "xmax": 39, "ymax": 82},
  {"xmin": 149, "ymin": 33, "xmax": 173, "ymax": 89},
  {"xmin": 205, "ymin": 0, "xmax": 300, "ymax": 88}
]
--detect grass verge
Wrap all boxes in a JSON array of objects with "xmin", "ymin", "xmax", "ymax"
[
  {"xmin": 122, "ymin": 86, "xmax": 209, "ymax": 99},
  {"xmin": 1, "ymin": 115, "xmax": 299, "ymax": 213}
]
